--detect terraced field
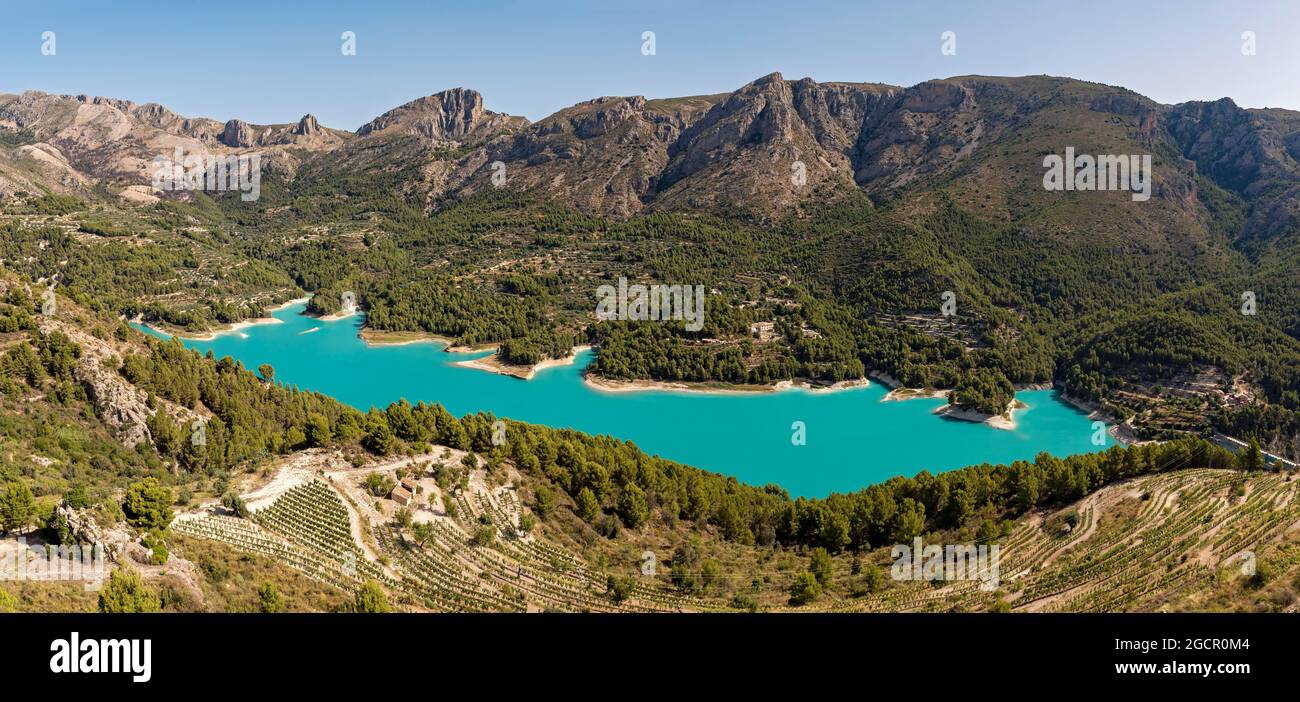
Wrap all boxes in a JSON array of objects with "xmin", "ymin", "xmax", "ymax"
[
  {"xmin": 172, "ymin": 466, "xmax": 1299, "ymax": 613},
  {"xmin": 832, "ymin": 469, "xmax": 1299, "ymax": 613},
  {"xmin": 176, "ymin": 476, "xmax": 707, "ymax": 612}
]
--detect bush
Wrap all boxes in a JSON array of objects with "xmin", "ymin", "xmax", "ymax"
[
  {"xmin": 788, "ymin": 572, "xmax": 821, "ymax": 606},
  {"xmin": 98, "ymin": 568, "xmax": 161, "ymax": 613}
]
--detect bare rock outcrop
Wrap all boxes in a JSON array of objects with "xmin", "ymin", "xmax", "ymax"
[
  {"xmin": 356, "ymin": 88, "xmax": 526, "ymax": 142},
  {"xmin": 295, "ymin": 113, "xmax": 321, "ymax": 136},
  {"xmin": 75, "ymin": 357, "xmax": 152, "ymax": 449},
  {"xmin": 220, "ymin": 118, "xmax": 256, "ymax": 147}
]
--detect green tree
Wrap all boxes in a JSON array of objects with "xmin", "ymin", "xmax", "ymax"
[
  {"xmin": 809, "ymin": 547, "xmax": 833, "ymax": 585},
  {"xmin": 471, "ymin": 524, "xmax": 496, "ymax": 546},
  {"xmin": 395, "ymin": 508, "xmax": 414, "ymax": 529},
  {"xmin": 700, "ymin": 559, "xmax": 721, "ymax": 595},
  {"xmin": 411, "ymin": 521, "xmax": 435, "ymax": 548},
  {"xmin": 98, "ymin": 568, "xmax": 161, "ymax": 613},
  {"xmin": 0, "ymin": 482, "xmax": 35, "ymax": 534},
  {"xmin": 257, "ymin": 364, "xmax": 274, "ymax": 383},
  {"xmin": 518, "ymin": 512, "xmax": 536, "ymax": 534},
  {"xmin": 1238, "ymin": 440, "xmax": 1265, "ymax": 472},
  {"xmin": 62, "ymin": 485, "xmax": 90, "ymax": 510},
  {"xmin": 575, "ymin": 487, "xmax": 600, "ymax": 522},
  {"xmin": 670, "ymin": 541, "xmax": 703, "ymax": 594},
  {"xmin": 534, "ymin": 484, "xmax": 556, "ymax": 519},
  {"xmin": 222, "ymin": 492, "xmax": 249, "ymax": 518},
  {"xmin": 862, "ymin": 564, "xmax": 885, "ymax": 594},
  {"xmin": 893, "ymin": 498, "xmax": 926, "ymax": 542},
  {"xmin": 305, "ymin": 413, "xmax": 331, "ymax": 447},
  {"xmin": 618, "ymin": 482, "xmax": 649, "ymax": 529},
  {"xmin": 364, "ymin": 472, "xmax": 395, "ymax": 497},
  {"xmin": 362, "ymin": 410, "xmax": 395, "ymax": 455},
  {"xmin": 975, "ymin": 520, "xmax": 1001, "ymax": 545},
  {"xmin": 122, "ymin": 478, "xmax": 173, "ymax": 532}
]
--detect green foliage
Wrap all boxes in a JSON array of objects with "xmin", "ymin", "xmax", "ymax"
[
  {"xmin": 575, "ymin": 487, "xmax": 600, "ymax": 522},
  {"xmin": 0, "ymin": 482, "xmax": 35, "ymax": 534},
  {"xmin": 949, "ymin": 369, "xmax": 1016, "ymax": 416},
  {"xmin": 470, "ymin": 524, "xmax": 496, "ymax": 546},
  {"xmin": 534, "ymin": 484, "xmax": 556, "ymax": 519},
  {"xmin": 122, "ymin": 478, "xmax": 173, "ymax": 532},
  {"xmin": 222, "ymin": 492, "xmax": 249, "ymax": 518},
  {"xmin": 605, "ymin": 574, "xmax": 635, "ymax": 604},
  {"xmin": 258, "ymin": 582, "xmax": 286, "ymax": 613},
  {"xmin": 788, "ymin": 572, "xmax": 821, "ymax": 606},
  {"xmin": 98, "ymin": 568, "xmax": 161, "ymax": 613},
  {"xmin": 617, "ymin": 482, "xmax": 649, "ymax": 529},
  {"xmin": 809, "ymin": 547, "xmax": 833, "ymax": 585},
  {"xmin": 364, "ymin": 472, "xmax": 395, "ymax": 497},
  {"xmin": 352, "ymin": 580, "xmax": 391, "ymax": 613}
]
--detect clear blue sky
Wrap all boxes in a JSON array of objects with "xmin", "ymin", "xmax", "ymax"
[{"xmin": 2, "ymin": 0, "xmax": 1297, "ymax": 130}]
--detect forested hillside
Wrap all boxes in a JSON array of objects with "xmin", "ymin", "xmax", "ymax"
[{"xmin": 4, "ymin": 73, "xmax": 1300, "ymax": 459}]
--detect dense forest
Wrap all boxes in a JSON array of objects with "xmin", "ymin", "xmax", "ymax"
[{"xmin": 4, "ymin": 160, "xmax": 1300, "ymax": 458}]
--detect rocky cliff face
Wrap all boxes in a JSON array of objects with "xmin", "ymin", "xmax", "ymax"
[
  {"xmin": 1166, "ymin": 98, "xmax": 1300, "ymax": 247},
  {"xmin": 1166, "ymin": 98, "xmax": 1300, "ymax": 196},
  {"xmin": 356, "ymin": 88, "xmax": 527, "ymax": 143},
  {"xmin": 221, "ymin": 119, "xmax": 255, "ymax": 147},
  {"xmin": 444, "ymin": 94, "xmax": 711, "ymax": 216},
  {"xmin": 7, "ymin": 75, "xmax": 1300, "ymax": 225},
  {"xmin": 650, "ymin": 74, "xmax": 893, "ymax": 212},
  {"xmin": 75, "ymin": 359, "xmax": 153, "ymax": 449},
  {"xmin": 0, "ymin": 91, "xmax": 347, "ymax": 201}
]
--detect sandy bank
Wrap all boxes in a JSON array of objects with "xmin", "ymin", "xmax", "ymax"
[
  {"xmin": 881, "ymin": 387, "xmax": 950, "ymax": 402},
  {"xmin": 140, "ymin": 296, "xmax": 307, "ymax": 340},
  {"xmin": 150, "ymin": 316, "xmax": 282, "ymax": 341},
  {"xmin": 583, "ymin": 374, "xmax": 870, "ymax": 396},
  {"xmin": 933, "ymin": 399, "xmax": 1027, "ymax": 431},
  {"xmin": 311, "ymin": 309, "xmax": 360, "ymax": 322},
  {"xmin": 269, "ymin": 296, "xmax": 310, "ymax": 312},
  {"xmin": 358, "ymin": 329, "xmax": 492, "ymax": 352},
  {"xmin": 454, "ymin": 345, "xmax": 594, "ymax": 381}
]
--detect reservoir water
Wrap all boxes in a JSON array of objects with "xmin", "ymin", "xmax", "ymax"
[{"xmin": 134, "ymin": 303, "xmax": 1110, "ymax": 497}]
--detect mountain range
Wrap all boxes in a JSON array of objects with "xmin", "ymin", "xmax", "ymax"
[{"xmin": 4, "ymin": 71, "xmax": 1300, "ymax": 238}]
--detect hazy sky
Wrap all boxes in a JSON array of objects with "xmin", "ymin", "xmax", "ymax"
[{"xmin": 2, "ymin": 0, "xmax": 1297, "ymax": 130}]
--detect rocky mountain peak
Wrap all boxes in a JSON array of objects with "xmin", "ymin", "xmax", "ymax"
[
  {"xmin": 221, "ymin": 119, "xmax": 255, "ymax": 147},
  {"xmin": 295, "ymin": 113, "xmax": 321, "ymax": 136},
  {"xmin": 356, "ymin": 87, "xmax": 522, "ymax": 142}
]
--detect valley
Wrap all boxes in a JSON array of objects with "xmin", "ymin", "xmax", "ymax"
[{"xmin": 3, "ymin": 69, "xmax": 1300, "ymax": 615}]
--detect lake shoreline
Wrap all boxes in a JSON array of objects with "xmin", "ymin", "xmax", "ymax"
[
  {"xmin": 358, "ymin": 329, "xmax": 495, "ymax": 353},
  {"xmin": 455, "ymin": 346, "xmax": 595, "ymax": 380},
  {"xmin": 138, "ymin": 295, "xmax": 310, "ymax": 341},
  {"xmin": 132, "ymin": 305, "xmax": 1114, "ymax": 498},
  {"xmin": 933, "ymin": 399, "xmax": 1028, "ymax": 431},
  {"xmin": 582, "ymin": 375, "xmax": 872, "ymax": 396},
  {"xmin": 1056, "ymin": 389, "xmax": 1140, "ymax": 445}
]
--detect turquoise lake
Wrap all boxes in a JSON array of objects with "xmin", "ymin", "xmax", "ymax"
[{"xmin": 134, "ymin": 303, "xmax": 1110, "ymax": 497}]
